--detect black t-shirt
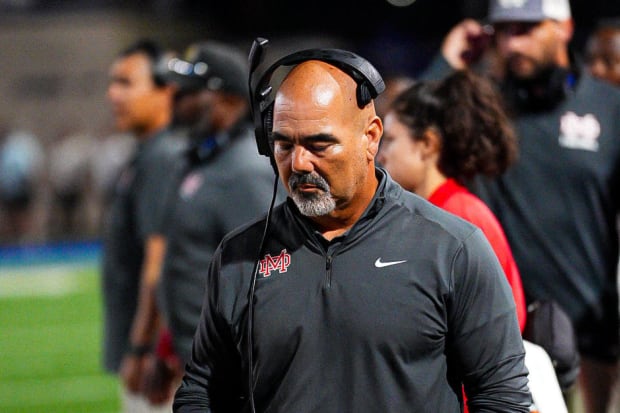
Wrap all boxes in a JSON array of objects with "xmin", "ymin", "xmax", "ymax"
[{"xmin": 101, "ymin": 128, "xmax": 186, "ymax": 372}]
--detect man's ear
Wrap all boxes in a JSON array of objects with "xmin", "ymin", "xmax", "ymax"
[{"xmin": 366, "ymin": 116, "xmax": 383, "ymax": 160}]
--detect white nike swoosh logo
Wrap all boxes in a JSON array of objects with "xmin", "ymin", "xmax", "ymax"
[{"xmin": 374, "ymin": 258, "xmax": 407, "ymax": 268}]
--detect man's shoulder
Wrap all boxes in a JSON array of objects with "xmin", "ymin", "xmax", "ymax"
[
  {"xmin": 217, "ymin": 132, "xmax": 274, "ymax": 177},
  {"xmin": 386, "ymin": 180, "xmax": 481, "ymax": 244},
  {"xmin": 215, "ymin": 204, "xmax": 286, "ymax": 264},
  {"xmin": 565, "ymin": 74, "xmax": 620, "ymax": 114},
  {"xmin": 145, "ymin": 129, "xmax": 187, "ymax": 160},
  {"xmin": 578, "ymin": 72, "xmax": 620, "ymax": 96}
]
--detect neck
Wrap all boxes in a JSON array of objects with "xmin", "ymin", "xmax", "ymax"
[
  {"xmin": 412, "ymin": 165, "xmax": 446, "ymax": 200},
  {"xmin": 135, "ymin": 113, "xmax": 171, "ymax": 141}
]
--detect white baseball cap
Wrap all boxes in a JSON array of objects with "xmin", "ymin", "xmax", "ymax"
[{"xmin": 488, "ymin": 0, "xmax": 572, "ymax": 23}]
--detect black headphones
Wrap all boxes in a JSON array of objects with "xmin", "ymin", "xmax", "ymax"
[
  {"xmin": 248, "ymin": 37, "xmax": 385, "ymax": 159},
  {"xmin": 152, "ymin": 51, "xmax": 179, "ymax": 88}
]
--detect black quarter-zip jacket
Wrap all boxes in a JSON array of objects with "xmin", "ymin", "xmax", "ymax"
[{"xmin": 174, "ymin": 169, "xmax": 531, "ymax": 413}]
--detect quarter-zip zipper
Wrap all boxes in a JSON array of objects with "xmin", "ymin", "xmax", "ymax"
[{"xmin": 325, "ymin": 254, "xmax": 333, "ymax": 288}]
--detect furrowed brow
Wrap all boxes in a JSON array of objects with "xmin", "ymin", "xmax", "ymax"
[{"xmin": 271, "ymin": 132, "xmax": 339, "ymax": 144}]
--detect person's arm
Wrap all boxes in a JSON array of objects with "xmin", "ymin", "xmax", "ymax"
[
  {"xmin": 120, "ymin": 142, "xmax": 185, "ymax": 390},
  {"xmin": 449, "ymin": 229, "xmax": 531, "ymax": 412},
  {"xmin": 504, "ymin": 259, "xmax": 527, "ymax": 333},
  {"xmin": 142, "ymin": 328, "xmax": 183, "ymax": 405},
  {"xmin": 419, "ymin": 19, "xmax": 494, "ymax": 81},
  {"xmin": 173, "ymin": 244, "xmax": 244, "ymax": 413},
  {"xmin": 119, "ymin": 233, "xmax": 167, "ymax": 392}
]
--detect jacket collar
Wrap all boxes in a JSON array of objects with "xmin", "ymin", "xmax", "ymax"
[{"xmin": 284, "ymin": 167, "xmax": 395, "ymax": 251}]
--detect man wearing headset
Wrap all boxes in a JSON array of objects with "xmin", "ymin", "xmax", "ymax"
[
  {"xmin": 422, "ymin": 0, "xmax": 620, "ymax": 411},
  {"xmin": 172, "ymin": 42, "xmax": 531, "ymax": 412}
]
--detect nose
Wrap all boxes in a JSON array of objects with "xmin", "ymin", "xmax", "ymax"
[
  {"xmin": 291, "ymin": 145, "xmax": 313, "ymax": 174},
  {"xmin": 107, "ymin": 83, "xmax": 120, "ymax": 103},
  {"xmin": 496, "ymin": 33, "xmax": 525, "ymax": 55}
]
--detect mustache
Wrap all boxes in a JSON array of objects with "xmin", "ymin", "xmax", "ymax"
[{"xmin": 288, "ymin": 172, "xmax": 329, "ymax": 192}]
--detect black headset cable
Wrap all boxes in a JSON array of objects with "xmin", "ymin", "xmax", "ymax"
[{"xmin": 247, "ymin": 170, "xmax": 279, "ymax": 413}]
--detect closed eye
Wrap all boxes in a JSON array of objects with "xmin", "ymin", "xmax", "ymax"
[{"xmin": 272, "ymin": 132, "xmax": 339, "ymax": 155}]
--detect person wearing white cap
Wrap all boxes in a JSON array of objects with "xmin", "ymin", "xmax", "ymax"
[{"xmin": 421, "ymin": 0, "xmax": 620, "ymax": 412}]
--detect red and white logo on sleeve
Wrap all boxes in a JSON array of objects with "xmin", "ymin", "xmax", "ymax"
[{"xmin": 259, "ymin": 249, "xmax": 291, "ymax": 277}]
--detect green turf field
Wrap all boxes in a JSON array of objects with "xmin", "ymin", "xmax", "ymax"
[{"xmin": 0, "ymin": 264, "xmax": 120, "ymax": 413}]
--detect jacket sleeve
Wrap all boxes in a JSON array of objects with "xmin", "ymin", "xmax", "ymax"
[
  {"xmin": 448, "ymin": 229, "xmax": 532, "ymax": 412},
  {"xmin": 173, "ymin": 245, "xmax": 244, "ymax": 413},
  {"xmin": 417, "ymin": 53, "xmax": 455, "ymax": 81}
]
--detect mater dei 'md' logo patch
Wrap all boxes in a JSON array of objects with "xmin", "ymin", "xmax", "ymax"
[
  {"xmin": 558, "ymin": 111, "xmax": 601, "ymax": 152},
  {"xmin": 259, "ymin": 249, "xmax": 291, "ymax": 277}
]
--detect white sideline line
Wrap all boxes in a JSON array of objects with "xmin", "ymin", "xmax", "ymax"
[{"xmin": 0, "ymin": 264, "xmax": 94, "ymax": 298}]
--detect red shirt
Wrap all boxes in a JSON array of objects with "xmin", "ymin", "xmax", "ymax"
[
  {"xmin": 430, "ymin": 179, "xmax": 527, "ymax": 413},
  {"xmin": 428, "ymin": 179, "xmax": 526, "ymax": 331}
]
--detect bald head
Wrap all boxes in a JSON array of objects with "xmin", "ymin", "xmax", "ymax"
[
  {"xmin": 275, "ymin": 60, "xmax": 376, "ymax": 131},
  {"xmin": 269, "ymin": 59, "xmax": 383, "ymax": 235}
]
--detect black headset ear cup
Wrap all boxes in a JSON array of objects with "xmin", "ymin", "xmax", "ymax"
[
  {"xmin": 263, "ymin": 104, "xmax": 274, "ymax": 155},
  {"xmin": 152, "ymin": 52, "xmax": 173, "ymax": 88},
  {"xmin": 357, "ymin": 82, "xmax": 373, "ymax": 107},
  {"xmin": 254, "ymin": 101, "xmax": 274, "ymax": 157}
]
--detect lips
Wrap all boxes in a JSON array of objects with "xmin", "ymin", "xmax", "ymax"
[{"xmin": 297, "ymin": 183, "xmax": 319, "ymax": 191}]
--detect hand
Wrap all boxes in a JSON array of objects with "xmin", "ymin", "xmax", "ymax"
[
  {"xmin": 119, "ymin": 353, "xmax": 148, "ymax": 394},
  {"xmin": 441, "ymin": 19, "xmax": 493, "ymax": 69},
  {"xmin": 142, "ymin": 353, "xmax": 183, "ymax": 405}
]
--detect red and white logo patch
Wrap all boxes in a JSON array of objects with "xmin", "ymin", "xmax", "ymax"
[{"xmin": 259, "ymin": 249, "xmax": 291, "ymax": 277}]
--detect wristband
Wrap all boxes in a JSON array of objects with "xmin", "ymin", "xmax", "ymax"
[{"xmin": 127, "ymin": 343, "xmax": 152, "ymax": 357}]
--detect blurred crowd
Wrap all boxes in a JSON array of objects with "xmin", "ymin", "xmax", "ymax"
[
  {"xmin": 0, "ymin": 16, "xmax": 618, "ymax": 247},
  {"xmin": 0, "ymin": 123, "xmax": 136, "ymax": 243}
]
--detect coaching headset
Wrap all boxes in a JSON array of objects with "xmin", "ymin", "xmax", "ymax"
[
  {"xmin": 244, "ymin": 37, "xmax": 385, "ymax": 413},
  {"xmin": 248, "ymin": 37, "xmax": 386, "ymax": 161}
]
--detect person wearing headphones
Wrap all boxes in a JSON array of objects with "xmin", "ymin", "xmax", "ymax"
[
  {"xmin": 101, "ymin": 39, "xmax": 187, "ymax": 413},
  {"xmin": 422, "ymin": 1, "xmax": 620, "ymax": 411},
  {"xmin": 124, "ymin": 40, "xmax": 283, "ymax": 406},
  {"xmin": 173, "ymin": 42, "xmax": 531, "ymax": 412}
]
